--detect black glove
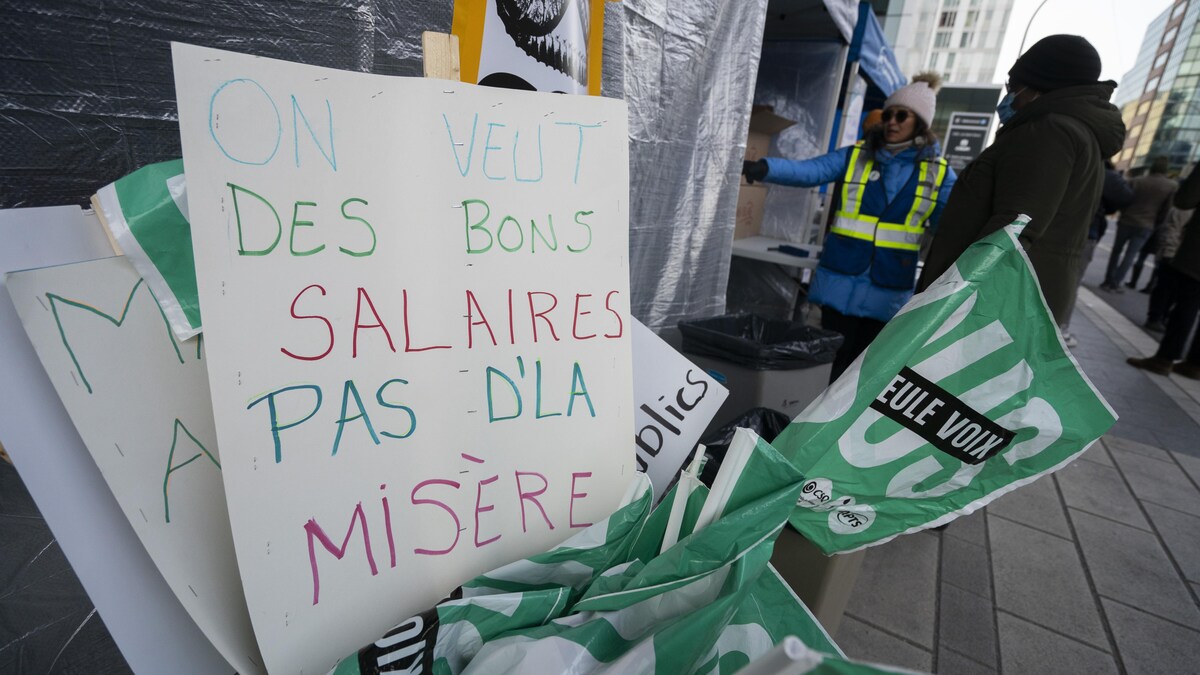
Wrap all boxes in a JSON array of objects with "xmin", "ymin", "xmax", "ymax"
[{"xmin": 742, "ymin": 159, "xmax": 768, "ymax": 184}]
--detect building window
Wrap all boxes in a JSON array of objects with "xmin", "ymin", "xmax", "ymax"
[
  {"xmin": 929, "ymin": 52, "xmax": 940, "ymax": 69},
  {"xmin": 940, "ymin": 11, "xmax": 957, "ymax": 27},
  {"xmin": 1172, "ymin": 1, "xmax": 1186, "ymax": 19},
  {"xmin": 960, "ymin": 32, "xmax": 974, "ymax": 48},
  {"xmin": 964, "ymin": 10, "xmax": 979, "ymax": 27},
  {"xmin": 1146, "ymin": 75, "xmax": 1161, "ymax": 93},
  {"xmin": 1164, "ymin": 26, "xmax": 1179, "ymax": 45},
  {"xmin": 935, "ymin": 31, "xmax": 951, "ymax": 48},
  {"xmin": 1155, "ymin": 51, "xmax": 1170, "ymax": 70},
  {"xmin": 944, "ymin": 0, "xmax": 960, "ymax": 7},
  {"xmin": 946, "ymin": 53, "xmax": 957, "ymax": 70}
]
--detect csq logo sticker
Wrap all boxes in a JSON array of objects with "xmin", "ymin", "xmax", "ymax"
[
  {"xmin": 797, "ymin": 478, "xmax": 833, "ymax": 508},
  {"xmin": 798, "ymin": 478, "xmax": 857, "ymax": 517}
]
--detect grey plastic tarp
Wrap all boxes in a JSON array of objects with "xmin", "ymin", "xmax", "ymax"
[
  {"xmin": 622, "ymin": 0, "xmax": 770, "ymax": 333},
  {"xmin": 1, "ymin": 0, "xmax": 772, "ymax": 668}
]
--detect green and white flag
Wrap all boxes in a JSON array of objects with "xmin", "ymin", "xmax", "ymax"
[
  {"xmin": 328, "ymin": 430, "xmax": 855, "ymax": 674},
  {"xmin": 773, "ymin": 220, "xmax": 1117, "ymax": 554},
  {"xmin": 94, "ymin": 158, "xmax": 200, "ymax": 339}
]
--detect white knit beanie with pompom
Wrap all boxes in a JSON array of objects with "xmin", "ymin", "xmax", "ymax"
[{"xmin": 883, "ymin": 72, "xmax": 942, "ymax": 127}]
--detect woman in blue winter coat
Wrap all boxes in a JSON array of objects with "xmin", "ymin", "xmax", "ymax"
[{"xmin": 743, "ymin": 76, "xmax": 957, "ymax": 382}]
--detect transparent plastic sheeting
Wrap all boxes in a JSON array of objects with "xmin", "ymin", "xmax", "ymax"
[
  {"xmin": 621, "ymin": 0, "xmax": 771, "ymax": 333},
  {"xmin": 755, "ymin": 41, "xmax": 847, "ymax": 244}
]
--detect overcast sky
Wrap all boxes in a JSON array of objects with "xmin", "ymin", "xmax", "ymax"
[{"xmin": 993, "ymin": 0, "xmax": 1174, "ymax": 94}]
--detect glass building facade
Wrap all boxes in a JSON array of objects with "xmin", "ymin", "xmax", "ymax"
[{"xmin": 1115, "ymin": 0, "xmax": 1200, "ymax": 174}]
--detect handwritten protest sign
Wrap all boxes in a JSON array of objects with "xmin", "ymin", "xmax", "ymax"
[
  {"xmin": 6, "ymin": 256, "xmax": 262, "ymax": 674},
  {"xmin": 0, "ymin": 207, "xmax": 233, "ymax": 673},
  {"xmin": 173, "ymin": 43, "xmax": 633, "ymax": 673}
]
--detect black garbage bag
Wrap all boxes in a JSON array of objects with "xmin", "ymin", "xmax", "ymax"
[
  {"xmin": 697, "ymin": 407, "xmax": 792, "ymax": 487},
  {"xmin": 678, "ymin": 314, "xmax": 843, "ymax": 370}
]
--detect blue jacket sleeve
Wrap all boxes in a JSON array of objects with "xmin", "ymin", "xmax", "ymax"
[
  {"xmin": 762, "ymin": 147, "xmax": 851, "ymax": 188},
  {"xmin": 926, "ymin": 165, "xmax": 958, "ymax": 234}
]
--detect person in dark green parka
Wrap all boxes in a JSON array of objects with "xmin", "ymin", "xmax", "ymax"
[{"xmin": 917, "ymin": 35, "xmax": 1126, "ymax": 326}]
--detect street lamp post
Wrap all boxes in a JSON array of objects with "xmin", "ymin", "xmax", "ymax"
[{"xmin": 1018, "ymin": 0, "xmax": 1053, "ymax": 55}]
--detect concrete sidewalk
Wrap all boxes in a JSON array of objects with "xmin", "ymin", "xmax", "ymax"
[{"xmin": 834, "ymin": 287, "xmax": 1200, "ymax": 673}]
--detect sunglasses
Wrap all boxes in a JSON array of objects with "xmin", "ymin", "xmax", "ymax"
[{"xmin": 881, "ymin": 109, "xmax": 911, "ymax": 123}]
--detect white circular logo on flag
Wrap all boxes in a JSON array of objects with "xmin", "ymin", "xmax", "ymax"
[
  {"xmin": 797, "ymin": 478, "xmax": 834, "ymax": 508},
  {"xmin": 829, "ymin": 504, "xmax": 876, "ymax": 534}
]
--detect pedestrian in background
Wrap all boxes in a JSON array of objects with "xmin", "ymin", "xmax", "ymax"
[
  {"xmin": 1128, "ymin": 165, "xmax": 1200, "ymax": 378},
  {"xmin": 1127, "ymin": 230, "xmax": 1159, "ymax": 291},
  {"xmin": 918, "ymin": 35, "xmax": 1126, "ymax": 330},
  {"xmin": 1100, "ymin": 156, "xmax": 1176, "ymax": 292},
  {"xmin": 1061, "ymin": 159, "xmax": 1132, "ymax": 346},
  {"xmin": 1144, "ymin": 199, "xmax": 1192, "ymax": 331},
  {"xmin": 743, "ymin": 74, "xmax": 957, "ymax": 382}
]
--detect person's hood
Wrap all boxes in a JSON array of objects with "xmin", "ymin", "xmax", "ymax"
[{"xmin": 998, "ymin": 81, "xmax": 1126, "ymax": 157}]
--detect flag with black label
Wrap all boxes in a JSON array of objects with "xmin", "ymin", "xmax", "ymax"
[
  {"xmin": 326, "ymin": 431, "xmax": 874, "ymax": 674},
  {"xmin": 774, "ymin": 220, "xmax": 1117, "ymax": 554}
]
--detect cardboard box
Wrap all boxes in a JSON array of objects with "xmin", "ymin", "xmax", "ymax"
[
  {"xmin": 737, "ymin": 106, "xmax": 795, "ymax": 237},
  {"xmin": 770, "ymin": 526, "xmax": 865, "ymax": 636},
  {"xmin": 744, "ymin": 105, "xmax": 796, "ymax": 161},
  {"xmin": 683, "ymin": 352, "xmax": 831, "ymax": 432},
  {"xmin": 734, "ymin": 184, "xmax": 767, "ymax": 239}
]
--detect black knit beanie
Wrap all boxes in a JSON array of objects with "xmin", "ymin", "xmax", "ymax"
[{"xmin": 1008, "ymin": 34, "xmax": 1102, "ymax": 92}]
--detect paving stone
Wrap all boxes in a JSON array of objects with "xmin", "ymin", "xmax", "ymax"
[
  {"xmin": 845, "ymin": 532, "xmax": 938, "ymax": 648},
  {"xmin": 1143, "ymin": 503, "xmax": 1200, "ymax": 583},
  {"xmin": 996, "ymin": 612, "xmax": 1117, "ymax": 675},
  {"xmin": 1103, "ymin": 599, "xmax": 1200, "ymax": 675},
  {"xmin": 836, "ymin": 616, "xmax": 932, "ymax": 673},
  {"xmin": 937, "ymin": 584, "xmax": 997, "ymax": 669},
  {"xmin": 1173, "ymin": 451, "xmax": 1200, "ymax": 488},
  {"xmin": 1110, "ymin": 421, "xmax": 1167, "ymax": 448},
  {"xmin": 1104, "ymin": 434, "xmax": 1172, "ymax": 462},
  {"xmin": 985, "ymin": 474, "xmax": 1071, "ymax": 538},
  {"xmin": 943, "ymin": 508, "xmax": 986, "ymax": 546},
  {"xmin": 988, "ymin": 516, "xmax": 1108, "ymax": 648},
  {"xmin": 940, "ymin": 535, "xmax": 990, "ymax": 598},
  {"xmin": 1109, "ymin": 447, "xmax": 1200, "ymax": 517},
  {"xmin": 1153, "ymin": 427, "xmax": 1200, "ymax": 459},
  {"xmin": 1056, "ymin": 457, "xmax": 1149, "ymax": 530},
  {"xmin": 1121, "ymin": 400, "xmax": 1194, "ymax": 432},
  {"xmin": 1079, "ymin": 440, "xmax": 1115, "ymax": 467},
  {"xmin": 1094, "ymin": 390, "xmax": 1128, "ymax": 411},
  {"xmin": 1070, "ymin": 508, "xmax": 1200, "ymax": 629},
  {"xmin": 935, "ymin": 647, "xmax": 994, "ymax": 675}
]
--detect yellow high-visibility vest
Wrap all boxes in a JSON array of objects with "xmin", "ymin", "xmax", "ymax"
[{"xmin": 829, "ymin": 142, "xmax": 949, "ymax": 252}]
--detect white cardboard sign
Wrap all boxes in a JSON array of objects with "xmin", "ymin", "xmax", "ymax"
[
  {"xmin": 631, "ymin": 320, "xmax": 728, "ymax": 502},
  {"xmin": 6, "ymin": 256, "xmax": 263, "ymax": 674},
  {"xmin": 173, "ymin": 43, "xmax": 633, "ymax": 673},
  {"xmin": 0, "ymin": 207, "xmax": 234, "ymax": 674}
]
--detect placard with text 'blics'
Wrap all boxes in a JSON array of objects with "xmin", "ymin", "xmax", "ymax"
[{"xmin": 173, "ymin": 43, "xmax": 633, "ymax": 675}]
